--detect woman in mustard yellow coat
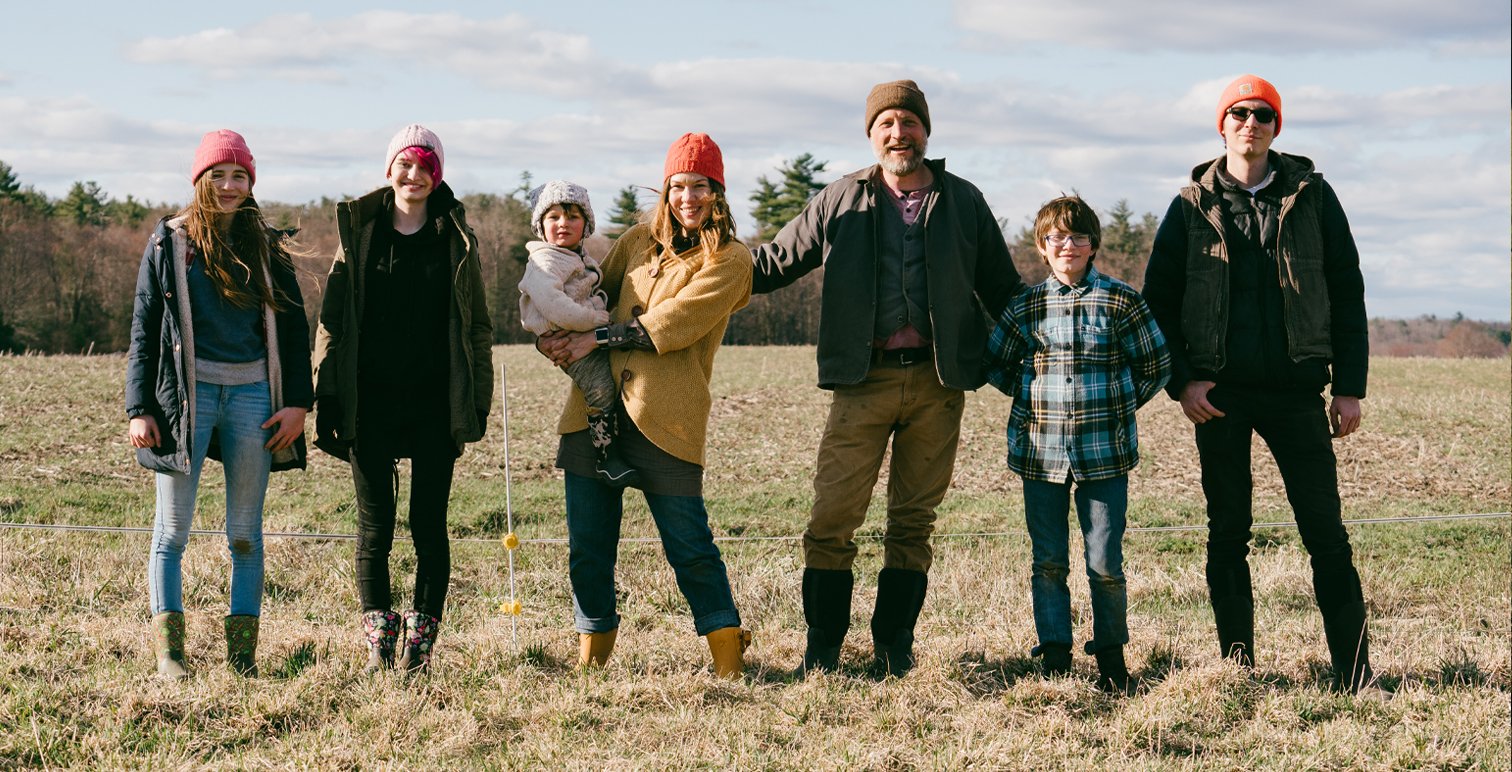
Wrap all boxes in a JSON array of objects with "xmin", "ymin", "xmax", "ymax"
[{"xmin": 538, "ymin": 133, "xmax": 752, "ymax": 678}]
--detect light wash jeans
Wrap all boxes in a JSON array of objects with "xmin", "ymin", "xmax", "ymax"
[
  {"xmin": 148, "ymin": 381, "xmax": 272, "ymax": 617},
  {"xmin": 564, "ymin": 471, "xmax": 740, "ymax": 636},
  {"xmin": 1022, "ymin": 474, "xmax": 1129, "ymax": 653}
]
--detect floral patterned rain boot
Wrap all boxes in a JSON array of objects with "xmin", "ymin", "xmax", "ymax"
[{"xmin": 395, "ymin": 610, "xmax": 440, "ymax": 673}]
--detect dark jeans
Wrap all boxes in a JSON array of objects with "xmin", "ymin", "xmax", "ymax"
[
  {"xmin": 1022, "ymin": 475, "xmax": 1128, "ymax": 653},
  {"xmin": 564, "ymin": 471, "xmax": 740, "ymax": 636},
  {"xmin": 351, "ymin": 445, "xmax": 457, "ymax": 619},
  {"xmin": 1196, "ymin": 387, "xmax": 1365, "ymax": 621}
]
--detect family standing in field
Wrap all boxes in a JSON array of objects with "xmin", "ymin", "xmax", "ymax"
[{"xmin": 124, "ymin": 74, "xmax": 1380, "ymax": 696}]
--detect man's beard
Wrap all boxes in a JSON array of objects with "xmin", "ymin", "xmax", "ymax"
[{"xmin": 876, "ymin": 137, "xmax": 927, "ymax": 176}]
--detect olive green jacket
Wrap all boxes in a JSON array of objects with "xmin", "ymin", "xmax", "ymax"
[{"xmin": 312, "ymin": 184, "xmax": 494, "ymax": 458}]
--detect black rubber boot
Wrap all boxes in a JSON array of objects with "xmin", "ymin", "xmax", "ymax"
[
  {"xmin": 361, "ymin": 609, "xmax": 401, "ymax": 674},
  {"xmin": 870, "ymin": 568, "xmax": 928, "ymax": 678},
  {"xmin": 395, "ymin": 610, "xmax": 440, "ymax": 673},
  {"xmin": 1034, "ymin": 642, "xmax": 1072, "ymax": 677},
  {"xmin": 798, "ymin": 568, "xmax": 853, "ymax": 675},
  {"xmin": 588, "ymin": 410, "xmax": 641, "ymax": 489},
  {"xmin": 1211, "ymin": 594, "xmax": 1255, "ymax": 668},
  {"xmin": 1208, "ymin": 561, "xmax": 1255, "ymax": 668},
  {"xmin": 1093, "ymin": 645, "xmax": 1135, "ymax": 695},
  {"xmin": 1320, "ymin": 600, "xmax": 1374, "ymax": 694}
]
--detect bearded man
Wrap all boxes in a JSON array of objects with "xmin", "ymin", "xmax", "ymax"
[{"xmin": 751, "ymin": 79, "xmax": 1024, "ymax": 676}]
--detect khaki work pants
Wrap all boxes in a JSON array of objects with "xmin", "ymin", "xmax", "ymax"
[{"xmin": 802, "ymin": 362, "xmax": 965, "ymax": 573}]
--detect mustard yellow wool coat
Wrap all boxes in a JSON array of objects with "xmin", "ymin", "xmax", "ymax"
[{"xmin": 556, "ymin": 223, "xmax": 752, "ymax": 465}]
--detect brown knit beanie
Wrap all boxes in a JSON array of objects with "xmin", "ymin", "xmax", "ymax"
[{"xmin": 865, "ymin": 80, "xmax": 931, "ymax": 136}]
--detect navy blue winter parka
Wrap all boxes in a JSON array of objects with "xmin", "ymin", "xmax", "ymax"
[{"xmin": 124, "ymin": 215, "xmax": 313, "ymax": 474}]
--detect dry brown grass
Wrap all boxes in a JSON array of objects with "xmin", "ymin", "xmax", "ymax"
[{"xmin": 0, "ymin": 348, "xmax": 1507, "ymax": 768}]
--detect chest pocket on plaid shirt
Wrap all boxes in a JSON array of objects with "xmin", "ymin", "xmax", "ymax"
[{"xmin": 1076, "ymin": 323, "xmax": 1118, "ymax": 368}]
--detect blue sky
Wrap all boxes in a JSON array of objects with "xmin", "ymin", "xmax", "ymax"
[{"xmin": 3, "ymin": 0, "xmax": 1508, "ymax": 319}]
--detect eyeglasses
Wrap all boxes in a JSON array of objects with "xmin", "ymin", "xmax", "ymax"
[
  {"xmin": 1226, "ymin": 106, "xmax": 1276, "ymax": 125},
  {"xmin": 1044, "ymin": 233, "xmax": 1092, "ymax": 247}
]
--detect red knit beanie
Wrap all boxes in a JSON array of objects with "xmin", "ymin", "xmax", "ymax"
[
  {"xmin": 663, "ymin": 133, "xmax": 724, "ymax": 188},
  {"xmin": 1216, "ymin": 74, "xmax": 1282, "ymax": 136},
  {"xmin": 190, "ymin": 129, "xmax": 256, "ymax": 186}
]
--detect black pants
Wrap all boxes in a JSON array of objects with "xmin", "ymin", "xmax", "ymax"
[
  {"xmin": 351, "ymin": 444, "xmax": 456, "ymax": 619},
  {"xmin": 1196, "ymin": 386, "xmax": 1365, "ymax": 617}
]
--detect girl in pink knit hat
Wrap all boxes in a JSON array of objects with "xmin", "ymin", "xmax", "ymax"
[{"xmin": 125, "ymin": 129, "xmax": 313, "ymax": 680}]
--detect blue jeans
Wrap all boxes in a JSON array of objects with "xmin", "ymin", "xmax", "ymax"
[
  {"xmin": 149, "ymin": 381, "xmax": 272, "ymax": 617},
  {"xmin": 564, "ymin": 471, "xmax": 740, "ymax": 636},
  {"xmin": 1022, "ymin": 475, "xmax": 1128, "ymax": 653}
]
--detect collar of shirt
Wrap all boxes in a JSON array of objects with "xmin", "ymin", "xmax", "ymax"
[{"xmin": 1042, "ymin": 265, "xmax": 1101, "ymax": 297}]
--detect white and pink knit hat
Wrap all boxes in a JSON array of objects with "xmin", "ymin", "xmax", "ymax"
[{"xmin": 385, "ymin": 124, "xmax": 445, "ymax": 182}]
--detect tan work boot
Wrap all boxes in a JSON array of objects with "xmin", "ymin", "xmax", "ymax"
[
  {"xmin": 705, "ymin": 627, "xmax": 752, "ymax": 679},
  {"xmin": 578, "ymin": 629, "xmax": 618, "ymax": 669}
]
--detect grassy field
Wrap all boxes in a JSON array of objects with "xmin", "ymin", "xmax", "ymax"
[{"xmin": 0, "ymin": 347, "xmax": 1507, "ymax": 769}]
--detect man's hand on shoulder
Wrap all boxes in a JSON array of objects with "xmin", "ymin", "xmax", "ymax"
[{"xmin": 1329, "ymin": 395, "xmax": 1362, "ymax": 439}]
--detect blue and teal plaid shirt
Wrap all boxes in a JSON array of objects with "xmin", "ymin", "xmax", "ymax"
[{"xmin": 984, "ymin": 266, "xmax": 1171, "ymax": 482}]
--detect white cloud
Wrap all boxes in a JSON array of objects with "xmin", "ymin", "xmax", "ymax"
[
  {"xmin": 13, "ymin": 10, "xmax": 1511, "ymax": 319},
  {"xmin": 952, "ymin": 0, "xmax": 1510, "ymax": 52},
  {"xmin": 124, "ymin": 12, "xmax": 610, "ymax": 92}
]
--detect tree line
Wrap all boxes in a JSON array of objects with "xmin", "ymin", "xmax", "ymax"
[{"xmin": 1, "ymin": 158, "xmax": 1505, "ymax": 357}]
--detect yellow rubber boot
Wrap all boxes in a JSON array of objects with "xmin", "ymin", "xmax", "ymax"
[
  {"xmin": 705, "ymin": 627, "xmax": 752, "ymax": 679},
  {"xmin": 578, "ymin": 629, "xmax": 617, "ymax": 669}
]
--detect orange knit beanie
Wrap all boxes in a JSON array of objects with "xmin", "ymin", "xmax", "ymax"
[{"xmin": 1216, "ymin": 74, "xmax": 1282, "ymax": 136}]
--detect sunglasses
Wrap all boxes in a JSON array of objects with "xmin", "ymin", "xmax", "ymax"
[{"xmin": 1226, "ymin": 106, "xmax": 1277, "ymax": 124}]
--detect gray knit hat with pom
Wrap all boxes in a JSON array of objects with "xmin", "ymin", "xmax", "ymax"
[{"xmin": 527, "ymin": 180, "xmax": 596, "ymax": 239}]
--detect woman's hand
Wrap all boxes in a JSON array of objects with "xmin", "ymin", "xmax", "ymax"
[
  {"xmin": 536, "ymin": 330, "xmax": 569, "ymax": 361},
  {"xmin": 538, "ymin": 330, "xmax": 596, "ymax": 367},
  {"xmin": 128, "ymin": 416, "xmax": 160, "ymax": 448},
  {"xmin": 262, "ymin": 407, "xmax": 308, "ymax": 452}
]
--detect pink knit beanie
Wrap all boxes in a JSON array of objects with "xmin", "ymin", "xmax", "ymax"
[{"xmin": 190, "ymin": 129, "xmax": 255, "ymax": 186}]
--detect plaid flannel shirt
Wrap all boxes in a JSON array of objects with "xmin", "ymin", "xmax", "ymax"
[{"xmin": 984, "ymin": 266, "xmax": 1171, "ymax": 482}]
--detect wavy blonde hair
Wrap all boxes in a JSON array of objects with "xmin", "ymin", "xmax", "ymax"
[
  {"xmin": 649, "ymin": 177, "xmax": 736, "ymax": 260},
  {"xmin": 177, "ymin": 173, "xmax": 290, "ymax": 310}
]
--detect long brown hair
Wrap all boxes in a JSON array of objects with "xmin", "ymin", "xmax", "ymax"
[
  {"xmin": 177, "ymin": 173, "xmax": 289, "ymax": 310},
  {"xmin": 649, "ymin": 177, "xmax": 736, "ymax": 261}
]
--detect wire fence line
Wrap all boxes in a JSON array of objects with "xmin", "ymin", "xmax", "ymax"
[{"xmin": 0, "ymin": 511, "xmax": 1506, "ymax": 545}]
